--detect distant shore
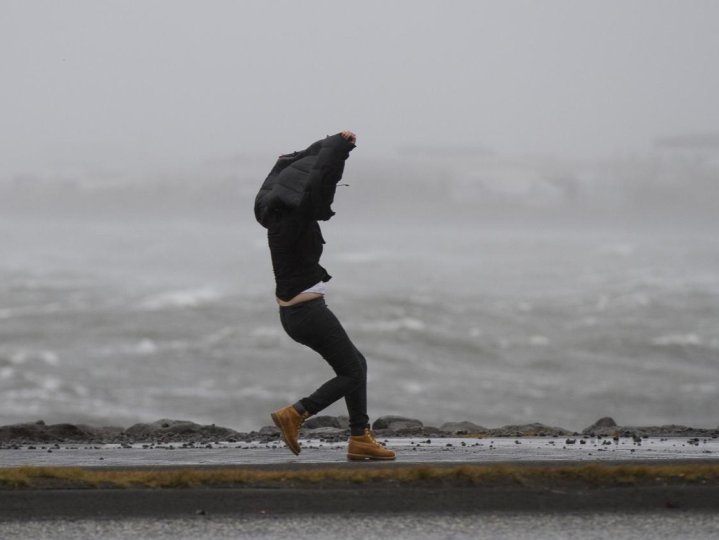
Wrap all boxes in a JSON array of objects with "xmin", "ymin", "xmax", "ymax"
[{"xmin": 2, "ymin": 416, "xmax": 717, "ymax": 447}]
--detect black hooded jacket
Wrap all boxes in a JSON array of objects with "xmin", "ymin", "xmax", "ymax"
[{"xmin": 254, "ymin": 133, "xmax": 355, "ymax": 301}]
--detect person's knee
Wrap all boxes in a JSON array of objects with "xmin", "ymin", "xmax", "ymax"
[
  {"xmin": 345, "ymin": 363, "xmax": 366, "ymax": 388},
  {"xmin": 354, "ymin": 349, "xmax": 367, "ymax": 373}
]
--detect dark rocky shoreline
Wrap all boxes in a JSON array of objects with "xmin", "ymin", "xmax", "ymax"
[{"xmin": 1, "ymin": 415, "xmax": 717, "ymax": 447}]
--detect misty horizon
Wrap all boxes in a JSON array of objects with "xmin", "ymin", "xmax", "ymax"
[{"xmin": 2, "ymin": 1, "xmax": 719, "ymax": 178}]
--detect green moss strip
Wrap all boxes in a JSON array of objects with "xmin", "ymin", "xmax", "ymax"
[{"xmin": 1, "ymin": 464, "xmax": 718, "ymax": 490}]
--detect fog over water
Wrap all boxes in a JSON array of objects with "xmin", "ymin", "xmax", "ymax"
[{"xmin": 1, "ymin": 1, "xmax": 717, "ymax": 431}]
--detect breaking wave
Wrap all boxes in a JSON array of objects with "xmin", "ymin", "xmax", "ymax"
[{"xmin": 137, "ymin": 287, "xmax": 221, "ymax": 310}]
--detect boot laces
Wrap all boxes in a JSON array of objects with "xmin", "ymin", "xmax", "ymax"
[
  {"xmin": 365, "ymin": 428, "xmax": 383, "ymax": 447},
  {"xmin": 296, "ymin": 413, "xmax": 308, "ymax": 438}
]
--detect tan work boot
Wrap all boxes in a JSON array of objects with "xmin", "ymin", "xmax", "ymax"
[
  {"xmin": 347, "ymin": 427, "xmax": 396, "ymax": 461},
  {"xmin": 270, "ymin": 404, "xmax": 310, "ymax": 456}
]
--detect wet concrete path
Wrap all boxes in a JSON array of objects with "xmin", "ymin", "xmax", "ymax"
[{"xmin": 1, "ymin": 437, "xmax": 717, "ymax": 468}]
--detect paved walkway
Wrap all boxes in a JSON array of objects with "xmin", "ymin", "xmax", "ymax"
[{"xmin": 1, "ymin": 437, "xmax": 716, "ymax": 468}]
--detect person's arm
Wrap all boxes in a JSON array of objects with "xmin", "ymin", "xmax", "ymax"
[{"xmin": 307, "ymin": 131, "xmax": 356, "ymax": 220}]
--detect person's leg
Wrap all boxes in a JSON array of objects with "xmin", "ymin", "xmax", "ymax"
[
  {"xmin": 343, "ymin": 345, "xmax": 369, "ymax": 435},
  {"xmin": 279, "ymin": 298, "xmax": 368, "ymax": 435}
]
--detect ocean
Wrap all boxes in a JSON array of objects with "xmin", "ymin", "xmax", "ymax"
[{"xmin": 1, "ymin": 217, "xmax": 717, "ymax": 433}]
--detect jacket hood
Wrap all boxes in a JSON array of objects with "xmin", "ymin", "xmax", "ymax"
[{"xmin": 254, "ymin": 134, "xmax": 354, "ymax": 228}]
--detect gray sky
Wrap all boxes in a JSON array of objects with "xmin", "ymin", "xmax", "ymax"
[{"xmin": 2, "ymin": 0, "xmax": 718, "ymax": 176}]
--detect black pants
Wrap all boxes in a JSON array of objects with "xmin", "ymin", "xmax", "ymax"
[{"xmin": 279, "ymin": 297, "xmax": 368, "ymax": 436}]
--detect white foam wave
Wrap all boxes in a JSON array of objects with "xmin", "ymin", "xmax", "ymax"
[
  {"xmin": 95, "ymin": 339, "xmax": 160, "ymax": 356},
  {"xmin": 39, "ymin": 350, "xmax": 60, "ymax": 366},
  {"xmin": 597, "ymin": 243, "xmax": 636, "ymax": 257},
  {"xmin": 0, "ymin": 303, "xmax": 64, "ymax": 319},
  {"xmin": 250, "ymin": 326, "xmax": 284, "ymax": 348},
  {"xmin": 41, "ymin": 376, "xmax": 62, "ymax": 391},
  {"xmin": 517, "ymin": 301, "xmax": 533, "ymax": 312},
  {"xmin": 594, "ymin": 293, "xmax": 650, "ymax": 310},
  {"xmin": 134, "ymin": 339, "xmax": 159, "ymax": 355},
  {"xmin": 680, "ymin": 382, "xmax": 717, "ymax": 394},
  {"xmin": 651, "ymin": 334, "xmax": 702, "ymax": 346},
  {"xmin": 3, "ymin": 349, "xmax": 60, "ymax": 366},
  {"xmin": 360, "ymin": 317, "xmax": 426, "ymax": 332},
  {"xmin": 528, "ymin": 335, "xmax": 550, "ymax": 346},
  {"xmin": 401, "ymin": 381, "xmax": 427, "ymax": 395},
  {"xmin": 204, "ymin": 326, "xmax": 239, "ymax": 344},
  {"xmin": 251, "ymin": 326, "xmax": 282, "ymax": 338},
  {"xmin": 138, "ymin": 287, "xmax": 220, "ymax": 310},
  {"xmin": 71, "ymin": 383, "xmax": 90, "ymax": 397}
]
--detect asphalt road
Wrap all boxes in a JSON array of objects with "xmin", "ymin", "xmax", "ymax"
[
  {"xmin": 2, "ymin": 436, "xmax": 717, "ymax": 523},
  {"xmin": 2, "ymin": 511, "xmax": 719, "ymax": 540}
]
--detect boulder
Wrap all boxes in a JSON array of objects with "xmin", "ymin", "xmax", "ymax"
[
  {"xmin": 124, "ymin": 419, "xmax": 239, "ymax": 441},
  {"xmin": 45, "ymin": 423, "xmax": 100, "ymax": 441},
  {"xmin": 258, "ymin": 425, "xmax": 280, "ymax": 436},
  {"xmin": 615, "ymin": 424, "xmax": 714, "ymax": 438},
  {"xmin": 488, "ymin": 423, "xmax": 572, "ymax": 437},
  {"xmin": 372, "ymin": 415, "xmax": 423, "ymax": 431},
  {"xmin": 582, "ymin": 417, "xmax": 618, "ymax": 435},
  {"xmin": 440, "ymin": 421, "xmax": 487, "ymax": 434},
  {"xmin": 0, "ymin": 420, "xmax": 116, "ymax": 443},
  {"xmin": 77, "ymin": 424, "xmax": 124, "ymax": 439},
  {"xmin": 397, "ymin": 425, "xmax": 445, "ymax": 437},
  {"xmin": 303, "ymin": 427, "xmax": 345, "ymax": 436},
  {"xmin": 0, "ymin": 420, "xmax": 54, "ymax": 443},
  {"xmin": 304, "ymin": 415, "xmax": 344, "ymax": 429}
]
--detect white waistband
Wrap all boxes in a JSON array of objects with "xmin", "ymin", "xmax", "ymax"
[{"xmin": 301, "ymin": 281, "xmax": 327, "ymax": 295}]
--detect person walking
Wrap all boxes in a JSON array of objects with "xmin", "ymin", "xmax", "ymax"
[{"xmin": 254, "ymin": 130, "xmax": 395, "ymax": 461}]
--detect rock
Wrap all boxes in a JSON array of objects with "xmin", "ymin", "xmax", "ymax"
[
  {"xmin": 0, "ymin": 421, "xmax": 103, "ymax": 443},
  {"xmin": 303, "ymin": 427, "xmax": 345, "ymax": 436},
  {"xmin": 579, "ymin": 419, "xmax": 719, "ymax": 439},
  {"xmin": 397, "ymin": 425, "xmax": 442, "ymax": 436},
  {"xmin": 0, "ymin": 422, "xmax": 55, "ymax": 443},
  {"xmin": 45, "ymin": 423, "xmax": 99, "ymax": 441},
  {"xmin": 582, "ymin": 417, "xmax": 618, "ymax": 435},
  {"xmin": 618, "ymin": 424, "xmax": 709, "ymax": 438},
  {"xmin": 488, "ymin": 423, "xmax": 572, "ymax": 437},
  {"xmin": 258, "ymin": 425, "xmax": 280, "ymax": 436},
  {"xmin": 124, "ymin": 419, "xmax": 240, "ymax": 442},
  {"xmin": 594, "ymin": 417, "xmax": 617, "ymax": 427},
  {"xmin": 304, "ymin": 415, "xmax": 343, "ymax": 429},
  {"xmin": 439, "ymin": 421, "xmax": 487, "ymax": 434},
  {"xmin": 78, "ymin": 424, "xmax": 124, "ymax": 439},
  {"xmin": 372, "ymin": 415, "xmax": 423, "ymax": 431}
]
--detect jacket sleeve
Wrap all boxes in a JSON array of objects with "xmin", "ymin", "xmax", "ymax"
[{"xmin": 306, "ymin": 134, "xmax": 355, "ymax": 221}]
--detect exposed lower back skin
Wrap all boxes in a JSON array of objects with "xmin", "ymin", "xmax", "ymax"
[{"xmin": 276, "ymin": 292, "xmax": 324, "ymax": 307}]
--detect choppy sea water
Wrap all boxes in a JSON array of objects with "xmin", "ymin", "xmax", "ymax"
[{"xmin": 0, "ymin": 218, "xmax": 717, "ymax": 432}]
